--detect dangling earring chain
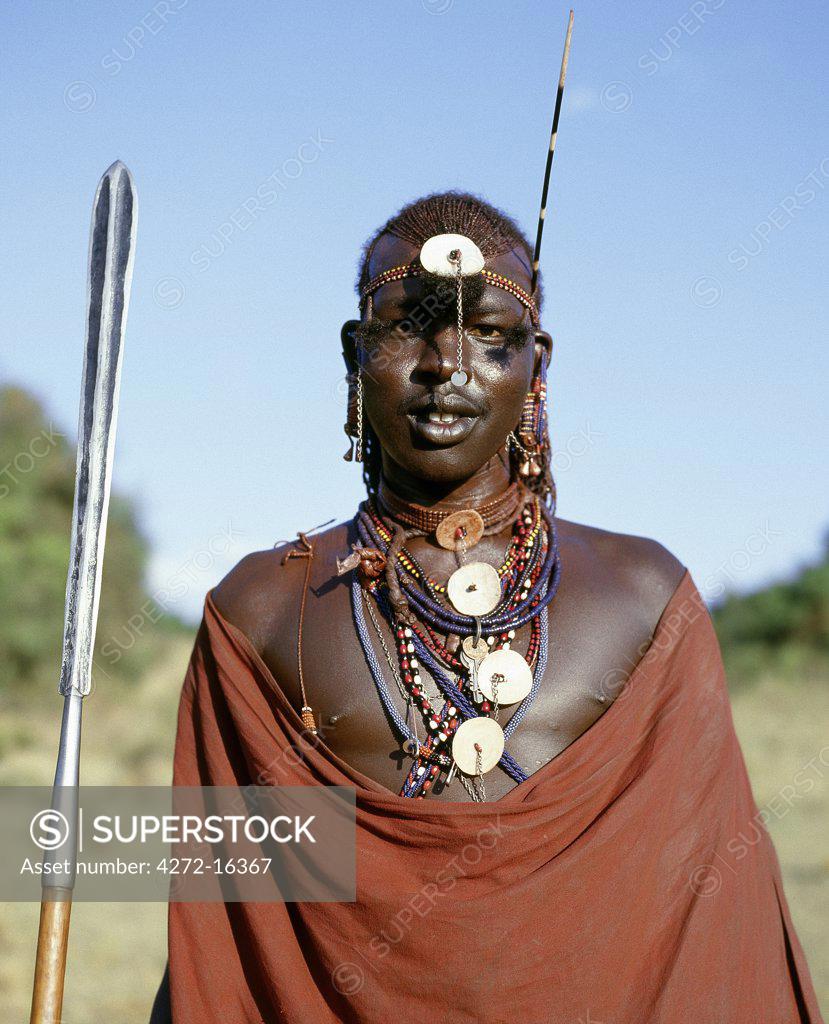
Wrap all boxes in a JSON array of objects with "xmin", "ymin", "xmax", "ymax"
[
  {"xmin": 342, "ymin": 359, "xmax": 364, "ymax": 464},
  {"xmin": 355, "ymin": 365, "xmax": 364, "ymax": 462},
  {"xmin": 448, "ymin": 249, "xmax": 468, "ymax": 387},
  {"xmin": 508, "ymin": 431, "xmax": 530, "ymax": 456},
  {"xmin": 453, "ymin": 251, "xmax": 464, "ymax": 377},
  {"xmin": 354, "ymin": 301, "xmax": 369, "ymax": 462}
]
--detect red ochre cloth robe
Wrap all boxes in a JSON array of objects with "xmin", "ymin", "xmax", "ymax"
[{"xmin": 167, "ymin": 569, "xmax": 823, "ymax": 1023}]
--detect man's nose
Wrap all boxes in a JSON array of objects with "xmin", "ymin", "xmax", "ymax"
[{"xmin": 415, "ymin": 325, "xmax": 463, "ymax": 383}]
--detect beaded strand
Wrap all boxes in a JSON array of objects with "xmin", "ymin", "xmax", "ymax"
[{"xmin": 349, "ymin": 490, "xmax": 560, "ymax": 798}]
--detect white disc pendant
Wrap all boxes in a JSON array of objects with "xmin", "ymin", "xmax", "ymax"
[
  {"xmin": 419, "ymin": 233, "xmax": 485, "ymax": 277},
  {"xmin": 452, "ymin": 717, "xmax": 505, "ymax": 775},
  {"xmin": 450, "ymin": 369, "xmax": 468, "ymax": 387},
  {"xmin": 447, "ymin": 561, "xmax": 501, "ymax": 616},
  {"xmin": 478, "ymin": 649, "xmax": 533, "ymax": 705}
]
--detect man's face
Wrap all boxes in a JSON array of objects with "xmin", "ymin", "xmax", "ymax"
[{"xmin": 344, "ymin": 233, "xmax": 549, "ymax": 486}]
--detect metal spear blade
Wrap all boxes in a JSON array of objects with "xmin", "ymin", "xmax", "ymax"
[{"xmin": 58, "ymin": 160, "xmax": 138, "ymax": 697}]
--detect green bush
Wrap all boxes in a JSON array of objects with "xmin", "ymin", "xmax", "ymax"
[
  {"xmin": 712, "ymin": 537, "xmax": 829, "ymax": 688},
  {"xmin": 0, "ymin": 385, "xmax": 176, "ymax": 695}
]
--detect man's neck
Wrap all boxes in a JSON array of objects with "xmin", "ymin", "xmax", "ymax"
[{"xmin": 379, "ymin": 450, "xmax": 513, "ymax": 510}]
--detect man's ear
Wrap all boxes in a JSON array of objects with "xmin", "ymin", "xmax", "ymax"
[
  {"xmin": 532, "ymin": 330, "xmax": 553, "ymax": 374},
  {"xmin": 341, "ymin": 319, "xmax": 359, "ymax": 372}
]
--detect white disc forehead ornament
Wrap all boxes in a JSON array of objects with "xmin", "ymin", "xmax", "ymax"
[
  {"xmin": 452, "ymin": 716, "xmax": 505, "ymax": 775},
  {"xmin": 478, "ymin": 648, "xmax": 533, "ymax": 705},
  {"xmin": 447, "ymin": 561, "xmax": 501, "ymax": 616},
  {"xmin": 419, "ymin": 233, "xmax": 485, "ymax": 277}
]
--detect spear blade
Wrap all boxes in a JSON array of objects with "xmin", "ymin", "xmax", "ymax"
[{"xmin": 59, "ymin": 159, "xmax": 138, "ymax": 699}]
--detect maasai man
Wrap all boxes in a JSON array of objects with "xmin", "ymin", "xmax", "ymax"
[{"xmin": 151, "ymin": 193, "xmax": 822, "ymax": 1023}]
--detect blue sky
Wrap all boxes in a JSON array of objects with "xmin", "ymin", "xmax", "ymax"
[{"xmin": 2, "ymin": 0, "xmax": 827, "ymax": 622}]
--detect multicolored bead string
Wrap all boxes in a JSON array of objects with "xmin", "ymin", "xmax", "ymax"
[
  {"xmin": 355, "ymin": 496, "xmax": 561, "ymax": 634},
  {"xmin": 349, "ymin": 490, "xmax": 561, "ymax": 798}
]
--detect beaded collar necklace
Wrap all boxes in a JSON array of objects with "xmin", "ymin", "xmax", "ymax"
[
  {"xmin": 376, "ymin": 477, "xmax": 523, "ymax": 536},
  {"xmin": 365, "ymin": 494, "xmax": 542, "ymax": 595}
]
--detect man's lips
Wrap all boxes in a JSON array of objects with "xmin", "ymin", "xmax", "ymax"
[{"xmin": 406, "ymin": 408, "xmax": 479, "ymax": 445}]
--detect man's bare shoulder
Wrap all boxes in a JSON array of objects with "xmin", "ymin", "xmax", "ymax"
[
  {"xmin": 210, "ymin": 514, "xmax": 686, "ymax": 653},
  {"xmin": 556, "ymin": 517, "xmax": 687, "ymax": 627},
  {"xmin": 210, "ymin": 520, "xmax": 351, "ymax": 651}
]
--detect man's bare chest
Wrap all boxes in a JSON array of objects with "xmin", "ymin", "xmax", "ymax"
[{"xmin": 258, "ymin": 545, "xmax": 659, "ymax": 803}]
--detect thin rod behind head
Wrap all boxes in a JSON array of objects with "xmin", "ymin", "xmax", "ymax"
[{"xmin": 530, "ymin": 9, "xmax": 574, "ymax": 296}]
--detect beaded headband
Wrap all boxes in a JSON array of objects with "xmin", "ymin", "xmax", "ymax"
[{"xmin": 359, "ymin": 261, "xmax": 541, "ymax": 329}]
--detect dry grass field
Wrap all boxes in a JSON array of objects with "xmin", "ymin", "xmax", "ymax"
[{"xmin": 1, "ymin": 637, "xmax": 826, "ymax": 1021}]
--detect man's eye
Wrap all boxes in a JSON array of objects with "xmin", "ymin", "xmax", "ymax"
[{"xmin": 468, "ymin": 324, "xmax": 504, "ymax": 339}]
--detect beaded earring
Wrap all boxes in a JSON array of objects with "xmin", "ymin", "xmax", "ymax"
[{"xmin": 509, "ymin": 345, "xmax": 548, "ymax": 478}]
